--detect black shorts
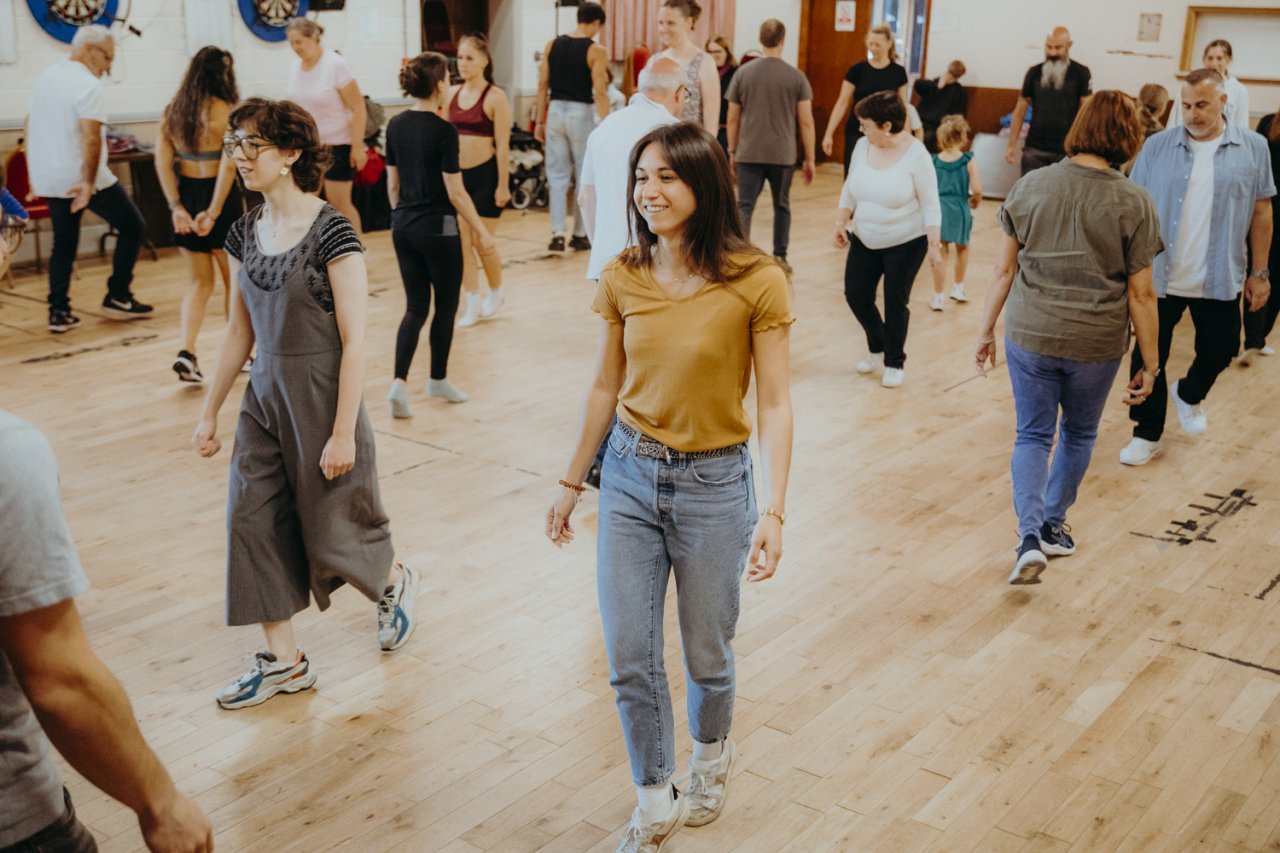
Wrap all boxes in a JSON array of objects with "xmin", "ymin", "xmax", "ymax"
[
  {"xmin": 461, "ymin": 157, "xmax": 502, "ymax": 219},
  {"xmin": 326, "ymin": 144, "xmax": 354, "ymax": 182},
  {"xmin": 173, "ymin": 176, "xmax": 242, "ymax": 253}
]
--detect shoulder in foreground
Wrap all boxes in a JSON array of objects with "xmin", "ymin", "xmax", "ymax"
[{"xmin": 727, "ymin": 250, "xmax": 783, "ymax": 284}]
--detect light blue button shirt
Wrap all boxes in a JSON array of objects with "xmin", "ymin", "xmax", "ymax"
[{"xmin": 1130, "ymin": 122, "xmax": 1276, "ymax": 300}]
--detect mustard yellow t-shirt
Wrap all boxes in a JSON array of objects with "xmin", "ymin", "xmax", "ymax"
[{"xmin": 591, "ymin": 255, "xmax": 795, "ymax": 452}]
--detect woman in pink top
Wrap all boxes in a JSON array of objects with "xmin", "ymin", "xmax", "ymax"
[{"xmin": 286, "ymin": 19, "xmax": 368, "ymax": 231}]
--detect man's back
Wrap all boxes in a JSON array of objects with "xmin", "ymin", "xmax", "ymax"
[
  {"xmin": 728, "ymin": 58, "xmax": 812, "ymax": 165},
  {"xmin": 27, "ymin": 60, "xmax": 110, "ymax": 197},
  {"xmin": 548, "ymin": 35, "xmax": 595, "ymax": 104}
]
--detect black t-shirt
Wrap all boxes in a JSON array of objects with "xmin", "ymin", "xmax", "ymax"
[
  {"xmin": 385, "ymin": 110, "xmax": 460, "ymax": 233},
  {"xmin": 913, "ymin": 77, "xmax": 968, "ymax": 129},
  {"xmin": 843, "ymin": 61, "xmax": 908, "ymax": 128},
  {"xmin": 1020, "ymin": 60, "xmax": 1092, "ymax": 153}
]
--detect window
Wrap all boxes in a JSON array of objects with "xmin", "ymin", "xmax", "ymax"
[{"xmin": 872, "ymin": 0, "xmax": 926, "ymax": 76}]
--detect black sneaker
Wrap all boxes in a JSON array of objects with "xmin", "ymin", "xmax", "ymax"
[
  {"xmin": 569, "ymin": 235, "xmax": 591, "ymax": 251},
  {"xmin": 548, "ymin": 235, "xmax": 566, "ymax": 252},
  {"xmin": 48, "ymin": 310, "xmax": 81, "ymax": 333},
  {"xmin": 1039, "ymin": 522, "xmax": 1076, "ymax": 557},
  {"xmin": 1009, "ymin": 534, "xmax": 1047, "ymax": 585},
  {"xmin": 585, "ymin": 463, "xmax": 601, "ymax": 490},
  {"xmin": 102, "ymin": 295, "xmax": 154, "ymax": 318},
  {"xmin": 173, "ymin": 350, "xmax": 203, "ymax": 383}
]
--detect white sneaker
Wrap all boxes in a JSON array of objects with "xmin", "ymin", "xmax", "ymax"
[
  {"xmin": 1262, "ymin": 345, "xmax": 1276, "ymax": 356},
  {"xmin": 686, "ymin": 738, "xmax": 736, "ymax": 827},
  {"xmin": 930, "ymin": 293, "xmax": 946, "ymax": 311},
  {"xmin": 427, "ymin": 378, "xmax": 469, "ymax": 403},
  {"xmin": 1119, "ymin": 436, "xmax": 1163, "ymax": 466},
  {"xmin": 855, "ymin": 352, "xmax": 883, "ymax": 374},
  {"xmin": 387, "ymin": 382, "xmax": 412, "ymax": 419},
  {"xmin": 377, "ymin": 563, "xmax": 420, "ymax": 651},
  {"xmin": 481, "ymin": 289, "xmax": 504, "ymax": 318},
  {"xmin": 950, "ymin": 283, "xmax": 969, "ymax": 302},
  {"xmin": 457, "ymin": 292, "xmax": 482, "ymax": 328},
  {"xmin": 881, "ymin": 367, "xmax": 904, "ymax": 388},
  {"xmin": 1238, "ymin": 348, "xmax": 1259, "ymax": 367},
  {"xmin": 615, "ymin": 792, "xmax": 689, "ymax": 853},
  {"xmin": 1170, "ymin": 380, "xmax": 1207, "ymax": 435}
]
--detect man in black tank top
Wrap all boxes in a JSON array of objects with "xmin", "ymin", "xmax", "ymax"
[{"xmin": 535, "ymin": 2, "xmax": 610, "ymax": 252}]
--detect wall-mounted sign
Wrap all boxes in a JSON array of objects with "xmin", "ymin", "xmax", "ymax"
[
  {"xmin": 26, "ymin": 0, "xmax": 120, "ymax": 43},
  {"xmin": 835, "ymin": 0, "xmax": 855, "ymax": 32},
  {"xmin": 238, "ymin": 0, "xmax": 308, "ymax": 42}
]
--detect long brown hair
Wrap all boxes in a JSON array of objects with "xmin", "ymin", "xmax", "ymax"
[
  {"xmin": 620, "ymin": 123, "xmax": 768, "ymax": 283},
  {"xmin": 164, "ymin": 47, "xmax": 238, "ymax": 152}
]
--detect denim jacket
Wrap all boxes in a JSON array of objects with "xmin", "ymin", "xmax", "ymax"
[{"xmin": 1130, "ymin": 122, "xmax": 1275, "ymax": 300}]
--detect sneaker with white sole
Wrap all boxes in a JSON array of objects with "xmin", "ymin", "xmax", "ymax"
[
  {"xmin": 1170, "ymin": 380, "xmax": 1207, "ymax": 435},
  {"xmin": 1262, "ymin": 345, "xmax": 1276, "ymax": 356},
  {"xmin": 1119, "ymin": 436, "xmax": 1163, "ymax": 466},
  {"xmin": 427, "ymin": 378, "xmax": 469, "ymax": 403},
  {"xmin": 458, "ymin": 292, "xmax": 482, "ymax": 327},
  {"xmin": 929, "ymin": 293, "xmax": 945, "ymax": 311},
  {"xmin": 102, "ymin": 295, "xmax": 153, "ymax": 318},
  {"xmin": 950, "ymin": 283, "xmax": 969, "ymax": 302},
  {"xmin": 48, "ymin": 310, "xmax": 81, "ymax": 333},
  {"xmin": 856, "ymin": 352, "xmax": 884, "ymax": 375},
  {"xmin": 173, "ymin": 350, "xmax": 203, "ymax": 383},
  {"xmin": 482, "ymin": 289, "xmax": 504, "ymax": 318},
  {"xmin": 216, "ymin": 651, "xmax": 316, "ymax": 709},
  {"xmin": 881, "ymin": 367, "xmax": 904, "ymax": 388},
  {"xmin": 1009, "ymin": 534, "xmax": 1046, "ymax": 585},
  {"xmin": 387, "ymin": 382, "xmax": 412, "ymax": 419},
  {"xmin": 615, "ymin": 790, "xmax": 689, "ymax": 853},
  {"xmin": 686, "ymin": 738, "xmax": 735, "ymax": 827},
  {"xmin": 1039, "ymin": 522, "xmax": 1076, "ymax": 556},
  {"xmin": 378, "ymin": 562, "xmax": 420, "ymax": 651}
]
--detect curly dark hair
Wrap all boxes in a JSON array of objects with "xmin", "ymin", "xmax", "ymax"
[
  {"xmin": 854, "ymin": 91, "xmax": 906, "ymax": 135},
  {"xmin": 164, "ymin": 46, "xmax": 239, "ymax": 152},
  {"xmin": 399, "ymin": 51, "xmax": 449, "ymax": 100},
  {"xmin": 228, "ymin": 98, "xmax": 331, "ymax": 193}
]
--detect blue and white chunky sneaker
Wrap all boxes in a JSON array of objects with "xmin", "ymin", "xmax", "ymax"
[
  {"xmin": 378, "ymin": 562, "xmax": 420, "ymax": 652},
  {"xmin": 216, "ymin": 651, "xmax": 316, "ymax": 709}
]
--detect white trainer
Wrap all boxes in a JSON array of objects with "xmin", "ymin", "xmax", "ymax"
[
  {"xmin": 686, "ymin": 738, "xmax": 736, "ymax": 827},
  {"xmin": 427, "ymin": 378, "xmax": 469, "ymax": 403},
  {"xmin": 482, "ymin": 289, "xmax": 504, "ymax": 318},
  {"xmin": 387, "ymin": 382, "xmax": 412, "ymax": 419},
  {"xmin": 1119, "ymin": 436, "xmax": 1163, "ymax": 466},
  {"xmin": 1261, "ymin": 345, "xmax": 1276, "ymax": 356},
  {"xmin": 615, "ymin": 792, "xmax": 689, "ymax": 853},
  {"xmin": 950, "ymin": 283, "xmax": 969, "ymax": 302},
  {"xmin": 1170, "ymin": 380, "xmax": 1207, "ymax": 435},
  {"xmin": 930, "ymin": 293, "xmax": 945, "ymax": 311},
  {"xmin": 881, "ymin": 367, "xmax": 904, "ymax": 388},
  {"xmin": 457, "ymin": 292, "xmax": 482, "ymax": 327},
  {"xmin": 855, "ymin": 352, "xmax": 883, "ymax": 375}
]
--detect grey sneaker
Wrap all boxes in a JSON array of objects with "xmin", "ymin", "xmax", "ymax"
[
  {"xmin": 216, "ymin": 651, "xmax": 316, "ymax": 709},
  {"xmin": 685, "ymin": 738, "xmax": 736, "ymax": 827},
  {"xmin": 615, "ymin": 790, "xmax": 689, "ymax": 853},
  {"xmin": 378, "ymin": 563, "xmax": 420, "ymax": 651}
]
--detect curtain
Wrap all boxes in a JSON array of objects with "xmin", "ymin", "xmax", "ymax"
[{"xmin": 600, "ymin": 0, "xmax": 735, "ymax": 64}]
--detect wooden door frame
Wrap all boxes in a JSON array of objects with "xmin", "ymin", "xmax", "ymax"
[{"xmin": 800, "ymin": 0, "xmax": 934, "ymax": 77}]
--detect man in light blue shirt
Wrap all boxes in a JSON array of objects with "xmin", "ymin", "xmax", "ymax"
[{"xmin": 1120, "ymin": 68, "xmax": 1275, "ymax": 466}]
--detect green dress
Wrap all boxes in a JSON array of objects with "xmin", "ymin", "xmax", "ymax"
[{"xmin": 934, "ymin": 151, "xmax": 973, "ymax": 245}]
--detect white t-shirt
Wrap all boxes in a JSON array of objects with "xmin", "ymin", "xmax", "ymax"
[
  {"xmin": 1166, "ymin": 132, "xmax": 1222, "ymax": 298},
  {"xmin": 839, "ymin": 137, "xmax": 942, "ymax": 250},
  {"xmin": 287, "ymin": 50, "xmax": 356, "ymax": 145},
  {"xmin": 580, "ymin": 95, "xmax": 680, "ymax": 280},
  {"xmin": 25, "ymin": 60, "xmax": 115, "ymax": 198}
]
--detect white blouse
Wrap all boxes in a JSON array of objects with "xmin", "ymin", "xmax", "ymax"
[{"xmin": 839, "ymin": 137, "xmax": 942, "ymax": 250}]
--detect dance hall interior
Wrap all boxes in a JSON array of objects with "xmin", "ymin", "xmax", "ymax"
[{"xmin": 1, "ymin": 0, "xmax": 1279, "ymax": 851}]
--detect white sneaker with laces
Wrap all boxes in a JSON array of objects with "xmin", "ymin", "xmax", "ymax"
[
  {"xmin": 457, "ymin": 292, "xmax": 482, "ymax": 327},
  {"xmin": 1170, "ymin": 380, "xmax": 1207, "ymax": 435},
  {"xmin": 950, "ymin": 283, "xmax": 969, "ymax": 302},
  {"xmin": 1261, "ymin": 345, "xmax": 1276, "ymax": 356},
  {"xmin": 882, "ymin": 367, "xmax": 904, "ymax": 388},
  {"xmin": 482, "ymin": 289, "xmax": 504, "ymax": 318},
  {"xmin": 930, "ymin": 293, "xmax": 945, "ymax": 311},
  {"xmin": 615, "ymin": 792, "xmax": 689, "ymax": 853},
  {"xmin": 378, "ymin": 563, "xmax": 420, "ymax": 651},
  {"xmin": 1119, "ymin": 437, "xmax": 1163, "ymax": 466},
  {"xmin": 686, "ymin": 738, "xmax": 736, "ymax": 827},
  {"xmin": 856, "ymin": 352, "xmax": 883, "ymax": 375},
  {"xmin": 427, "ymin": 378, "xmax": 469, "ymax": 403},
  {"xmin": 387, "ymin": 382, "xmax": 412, "ymax": 419}
]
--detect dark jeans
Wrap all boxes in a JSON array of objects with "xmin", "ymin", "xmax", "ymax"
[
  {"xmin": 1242, "ymin": 237, "xmax": 1280, "ymax": 349},
  {"xmin": 1, "ymin": 789, "xmax": 97, "ymax": 853},
  {"xmin": 843, "ymin": 232, "xmax": 928, "ymax": 369},
  {"xmin": 736, "ymin": 163, "xmax": 795, "ymax": 258},
  {"xmin": 842, "ymin": 128, "xmax": 863, "ymax": 176},
  {"xmin": 45, "ymin": 183, "xmax": 144, "ymax": 313},
  {"xmin": 1020, "ymin": 146, "xmax": 1065, "ymax": 176},
  {"xmin": 392, "ymin": 228, "xmax": 464, "ymax": 381},
  {"xmin": 1129, "ymin": 294, "xmax": 1240, "ymax": 441}
]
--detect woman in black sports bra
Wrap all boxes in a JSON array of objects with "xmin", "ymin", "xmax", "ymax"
[{"xmin": 155, "ymin": 46, "xmax": 243, "ymax": 383}]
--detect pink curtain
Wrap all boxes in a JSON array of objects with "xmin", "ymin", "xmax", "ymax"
[{"xmin": 600, "ymin": 1, "xmax": 735, "ymax": 64}]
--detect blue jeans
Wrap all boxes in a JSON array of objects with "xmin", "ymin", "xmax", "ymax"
[
  {"xmin": 1005, "ymin": 339, "xmax": 1120, "ymax": 539},
  {"xmin": 597, "ymin": 422, "xmax": 757, "ymax": 787},
  {"xmin": 544, "ymin": 101, "xmax": 594, "ymax": 238}
]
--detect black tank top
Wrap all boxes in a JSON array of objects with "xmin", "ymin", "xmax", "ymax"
[{"xmin": 549, "ymin": 35, "xmax": 595, "ymax": 104}]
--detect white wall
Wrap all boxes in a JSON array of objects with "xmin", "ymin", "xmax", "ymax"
[
  {"xmin": 732, "ymin": 0, "xmax": 801, "ymax": 66},
  {"xmin": 927, "ymin": 0, "xmax": 1279, "ymax": 119},
  {"xmin": 0, "ymin": 0, "xmax": 420, "ymax": 129}
]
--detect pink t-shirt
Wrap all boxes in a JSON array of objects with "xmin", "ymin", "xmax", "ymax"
[{"xmin": 287, "ymin": 50, "xmax": 356, "ymax": 145}]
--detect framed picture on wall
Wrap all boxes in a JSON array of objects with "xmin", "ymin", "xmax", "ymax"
[{"xmin": 1181, "ymin": 6, "xmax": 1280, "ymax": 84}]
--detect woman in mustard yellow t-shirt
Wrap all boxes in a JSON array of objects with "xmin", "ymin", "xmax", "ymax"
[{"xmin": 545, "ymin": 122, "xmax": 794, "ymax": 852}]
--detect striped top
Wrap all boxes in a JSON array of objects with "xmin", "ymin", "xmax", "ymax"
[{"xmin": 225, "ymin": 204, "xmax": 362, "ymax": 314}]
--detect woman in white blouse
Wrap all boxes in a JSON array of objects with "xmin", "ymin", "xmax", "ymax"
[
  {"xmin": 1171, "ymin": 39, "xmax": 1250, "ymax": 129},
  {"xmin": 833, "ymin": 92, "xmax": 941, "ymax": 388}
]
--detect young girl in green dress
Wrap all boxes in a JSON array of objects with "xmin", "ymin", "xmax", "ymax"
[{"xmin": 930, "ymin": 115, "xmax": 983, "ymax": 310}]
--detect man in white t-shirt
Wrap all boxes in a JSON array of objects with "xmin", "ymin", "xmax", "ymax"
[
  {"xmin": 1122, "ymin": 67, "xmax": 1276, "ymax": 466},
  {"xmin": 26, "ymin": 25, "xmax": 152, "ymax": 334}
]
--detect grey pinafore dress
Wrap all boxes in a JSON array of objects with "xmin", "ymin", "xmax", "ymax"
[{"xmin": 224, "ymin": 203, "xmax": 394, "ymax": 626}]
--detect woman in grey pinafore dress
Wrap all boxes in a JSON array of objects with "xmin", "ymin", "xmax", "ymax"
[{"xmin": 193, "ymin": 98, "xmax": 421, "ymax": 710}]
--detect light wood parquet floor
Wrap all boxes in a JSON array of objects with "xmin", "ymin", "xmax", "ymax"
[{"xmin": 2, "ymin": 167, "xmax": 1280, "ymax": 852}]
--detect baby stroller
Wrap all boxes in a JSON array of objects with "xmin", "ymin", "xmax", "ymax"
[{"xmin": 509, "ymin": 127, "xmax": 549, "ymax": 210}]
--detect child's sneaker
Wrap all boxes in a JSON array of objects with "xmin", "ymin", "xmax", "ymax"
[{"xmin": 216, "ymin": 651, "xmax": 316, "ymax": 709}]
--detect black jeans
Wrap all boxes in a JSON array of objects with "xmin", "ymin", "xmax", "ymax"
[
  {"xmin": 1, "ymin": 789, "xmax": 97, "ymax": 853},
  {"xmin": 1129, "ymin": 294, "xmax": 1240, "ymax": 441},
  {"xmin": 392, "ymin": 228, "xmax": 464, "ymax": 381},
  {"xmin": 1243, "ymin": 234, "xmax": 1280, "ymax": 350},
  {"xmin": 736, "ymin": 163, "xmax": 795, "ymax": 258},
  {"xmin": 1020, "ymin": 146, "xmax": 1065, "ymax": 176},
  {"xmin": 844, "ymin": 232, "xmax": 927, "ymax": 369},
  {"xmin": 45, "ymin": 183, "xmax": 144, "ymax": 313}
]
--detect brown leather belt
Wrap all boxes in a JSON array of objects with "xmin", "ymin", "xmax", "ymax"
[{"xmin": 615, "ymin": 421, "xmax": 743, "ymax": 460}]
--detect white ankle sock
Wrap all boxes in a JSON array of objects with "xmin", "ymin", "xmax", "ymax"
[
  {"xmin": 692, "ymin": 739, "xmax": 723, "ymax": 766},
  {"xmin": 637, "ymin": 783, "xmax": 674, "ymax": 823}
]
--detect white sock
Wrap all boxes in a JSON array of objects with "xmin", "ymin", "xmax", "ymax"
[
  {"xmin": 637, "ymin": 783, "xmax": 674, "ymax": 823},
  {"xmin": 692, "ymin": 738, "xmax": 723, "ymax": 766}
]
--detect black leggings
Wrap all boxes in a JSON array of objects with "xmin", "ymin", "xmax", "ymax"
[
  {"xmin": 843, "ymin": 232, "xmax": 928, "ymax": 369},
  {"xmin": 392, "ymin": 229, "xmax": 464, "ymax": 381}
]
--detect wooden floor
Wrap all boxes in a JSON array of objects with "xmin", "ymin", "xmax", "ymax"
[{"xmin": 3, "ymin": 167, "xmax": 1280, "ymax": 853}]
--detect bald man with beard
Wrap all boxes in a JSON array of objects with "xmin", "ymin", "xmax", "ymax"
[{"xmin": 1006, "ymin": 26, "xmax": 1092, "ymax": 175}]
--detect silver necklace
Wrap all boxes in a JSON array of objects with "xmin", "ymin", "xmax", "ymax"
[{"xmin": 656, "ymin": 253, "xmax": 698, "ymax": 287}]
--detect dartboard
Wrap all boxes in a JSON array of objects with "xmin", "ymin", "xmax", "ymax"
[
  {"xmin": 238, "ymin": 0, "xmax": 309, "ymax": 42},
  {"xmin": 26, "ymin": 0, "xmax": 119, "ymax": 42}
]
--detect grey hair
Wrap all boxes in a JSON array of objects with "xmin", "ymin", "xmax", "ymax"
[
  {"xmin": 1185, "ymin": 67, "xmax": 1225, "ymax": 92},
  {"xmin": 638, "ymin": 62, "xmax": 685, "ymax": 95},
  {"xmin": 71, "ymin": 24, "xmax": 114, "ymax": 50}
]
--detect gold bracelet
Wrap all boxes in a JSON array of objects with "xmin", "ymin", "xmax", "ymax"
[{"xmin": 762, "ymin": 508, "xmax": 786, "ymax": 525}]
